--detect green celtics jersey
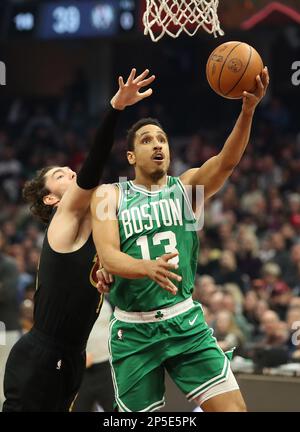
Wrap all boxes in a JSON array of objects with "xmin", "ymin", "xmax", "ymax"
[{"xmin": 109, "ymin": 176, "xmax": 199, "ymax": 312}]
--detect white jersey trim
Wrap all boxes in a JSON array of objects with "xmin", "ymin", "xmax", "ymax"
[{"xmin": 128, "ymin": 176, "xmax": 170, "ymax": 196}]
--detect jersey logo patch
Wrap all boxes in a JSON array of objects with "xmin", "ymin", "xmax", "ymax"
[
  {"xmin": 90, "ymin": 254, "xmax": 100, "ymax": 288},
  {"xmin": 168, "ymin": 184, "xmax": 177, "ymax": 193},
  {"xmin": 189, "ymin": 314, "xmax": 198, "ymax": 326},
  {"xmin": 155, "ymin": 311, "xmax": 164, "ymax": 320},
  {"xmin": 117, "ymin": 329, "xmax": 123, "ymax": 340},
  {"xmin": 124, "ymin": 190, "xmax": 135, "ymax": 201}
]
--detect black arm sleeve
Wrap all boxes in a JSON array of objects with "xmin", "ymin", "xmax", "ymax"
[{"xmin": 76, "ymin": 106, "xmax": 121, "ymax": 190}]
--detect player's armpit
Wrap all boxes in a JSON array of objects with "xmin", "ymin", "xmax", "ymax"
[{"xmin": 58, "ymin": 181, "xmax": 94, "ymax": 217}]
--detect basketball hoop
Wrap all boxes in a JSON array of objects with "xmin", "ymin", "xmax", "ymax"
[{"xmin": 143, "ymin": 0, "xmax": 224, "ymax": 42}]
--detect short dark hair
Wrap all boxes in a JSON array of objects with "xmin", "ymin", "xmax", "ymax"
[
  {"xmin": 22, "ymin": 166, "xmax": 55, "ymax": 224},
  {"xmin": 126, "ymin": 118, "xmax": 163, "ymax": 151}
]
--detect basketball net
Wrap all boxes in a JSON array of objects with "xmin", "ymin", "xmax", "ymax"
[{"xmin": 143, "ymin": 0, "xmax": 224, "ymax": 42}]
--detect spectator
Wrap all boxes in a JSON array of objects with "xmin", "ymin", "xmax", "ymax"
[
  {"xmin": 242, "ymin": 290, "xmax": 261, "ymax": 338},
  {"xmin": 192, "ymin": 274, "xmax": 217, "ymax": 306},
  {"xmin": 269, "ymin": 232, "xmax": 291, "ymax": 280},
  {"xmin": 255, "ymin": 310, "xmax": 287, "ymax": 348},
  {"xmin": 211, "ymin": 250, "xmax": 246, "ymax": 293},
  {"xmin": 285, "ymin": 244, "xmax": 300, "ymax": 292},
  {"xmin": 222, "ymin": 290, "xmax": 253, "ymax": 342},
  {"xmin": 214, "ymin": 310, "xmax": 244, "ymax": 353},
  {"xmin": 236, "ymin": 230, "xmax": 262, "ymax": 281},
  {"xmin": 269, "ymin": 281, "xmax": 292, "ymax": 321},
  {"xmin": 208, "ymin": 290, "xmax": 225, "ymax": 314},
  {"xmin": 260, "ymin": 262, "xmax": 291, "ymax": 304}
]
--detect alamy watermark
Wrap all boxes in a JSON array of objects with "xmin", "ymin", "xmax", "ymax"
[
  {"xmin": 0, "ymin": 321, "xmax": 6, "ymax": 345},
  {"xmin": 0, "ymin": 61, "xmax": 6, "ymax": 86},
  {"xmin": 95, "ymin": 178, "xmax": 205, "ymax": 235},
  {"xmin": 291, "ymin": 321, "xmax": 300, "ymax": 346},
  {"xmin": 291, "ymin": 61, "xmax": 300, "ymax": 86}
]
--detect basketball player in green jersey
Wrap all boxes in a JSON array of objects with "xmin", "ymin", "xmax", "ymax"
[{"xmin": 91, "ymin": 67, "xmax": 269, "ymax": 412}]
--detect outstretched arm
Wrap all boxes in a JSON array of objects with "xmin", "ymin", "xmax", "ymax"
[
  {"xmin": 49, "ymin": 69, "xmax": 155, "ymax": 250},
  {"xmin": 180, "ymin": 67, "xmax": 269, "ymax": 209},
  {"xmin": 59, "ymin": 68, "xmax": 155, "ymax": 215},
  {"xmin": 91, "ymin": 184, "xmax": 181, "ymax": 295}
]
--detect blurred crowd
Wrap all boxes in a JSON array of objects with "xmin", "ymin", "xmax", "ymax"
[{"xmin": 1, "ymin": 85, "xmax": 300, "ymax": 374}]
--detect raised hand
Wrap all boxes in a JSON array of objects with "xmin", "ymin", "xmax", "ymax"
[
  {"xmin": 110, "ymin": 68, "xmax": 155, "ymax": 111},
  {"xmin": 242, "ymin": 66, "xmax": 269, "ymax": 115}
]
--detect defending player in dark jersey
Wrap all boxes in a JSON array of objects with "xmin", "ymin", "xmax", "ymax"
[{"xmin": 2, "ymin": 68, "xmax": 155, "ymax": 412}]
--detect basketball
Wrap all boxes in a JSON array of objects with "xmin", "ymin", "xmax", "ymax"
[{"xmin": 206, "ymin": 41, "xmax": 264, "ymax": 99}]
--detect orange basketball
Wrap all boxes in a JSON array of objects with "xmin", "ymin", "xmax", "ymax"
[{"xmin": 206, "ymin": 41, "xmax": 263, "ymax": 99}]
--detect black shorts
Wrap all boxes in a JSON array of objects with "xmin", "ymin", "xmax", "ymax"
[{"xmin": 3, "ymin": 328, "xmax": 86, "ymax": 412}]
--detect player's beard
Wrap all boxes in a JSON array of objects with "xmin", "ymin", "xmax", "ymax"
[
  {"xmin": 136, "ymin": 161, "xmax": 169, "ymax": 185},
  {"xmin": 150, "ymin": 168, "xmax": 166, "ymax": 183}
]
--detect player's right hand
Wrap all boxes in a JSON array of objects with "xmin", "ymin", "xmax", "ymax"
[
  {"xmin": 242, "ymin": 66, "xmax": 269, "ymax": 114},
  {"xmin": 144, "ymin": 251, "xmax": 181, "ymax": 295}
]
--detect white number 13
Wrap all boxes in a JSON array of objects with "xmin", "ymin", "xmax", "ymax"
[{"xmin": 136, "ymin": 231, "xmax": 179, "ymax": 265}]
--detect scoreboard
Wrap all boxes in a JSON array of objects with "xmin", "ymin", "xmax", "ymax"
[{"xmin": 7, "ymin": 0, "xmax": 136, "ymax": 39}]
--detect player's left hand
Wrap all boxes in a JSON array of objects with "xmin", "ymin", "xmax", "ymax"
[
  {"xmin": 242, "ymin": 66, "xmax": 269, "ymax": 114},
  {"xmin": 96, "ymin": 267, "xmax": 113, "ymax": 293},
  {"xmin": 110, "ymin": 68, "xmax": 155, "ymax": 110}
]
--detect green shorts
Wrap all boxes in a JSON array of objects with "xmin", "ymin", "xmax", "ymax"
[{"xmin": 109, "ymin": 299, "xmax": 233, "ymax": 412}]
